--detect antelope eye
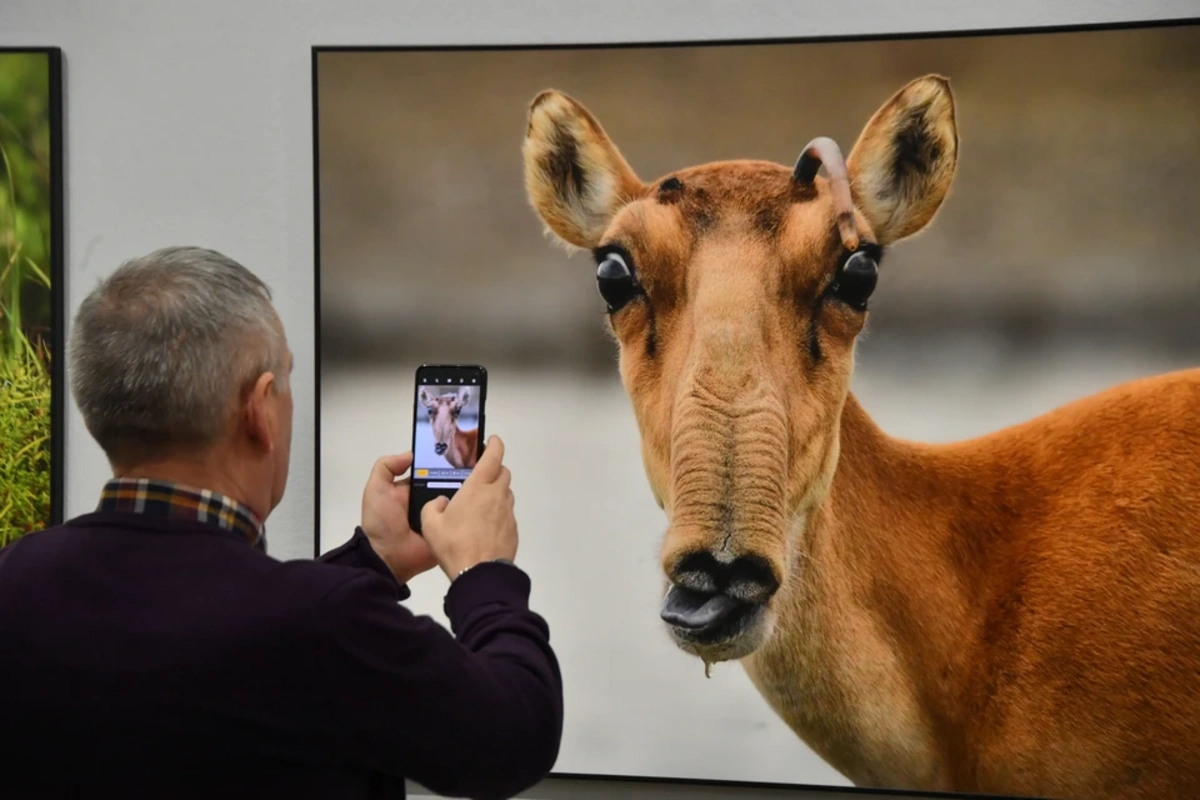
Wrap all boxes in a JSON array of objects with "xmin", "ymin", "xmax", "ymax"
[
  {"xmin": 831, "ymin": 250, "xmax": 879, "ymax": 311},
  {"xmin": 596, "ymin": 251, "xmax": 639, "ymax": 313}
]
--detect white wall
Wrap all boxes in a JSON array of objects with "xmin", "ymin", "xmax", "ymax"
[{"xmin": 3, "ymin": 0, "xmax": 1197, "ymax": 797}]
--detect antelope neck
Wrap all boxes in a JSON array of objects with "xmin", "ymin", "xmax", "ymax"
[{"xmin": 811, "ymin": 393, "xmax": 995, "ymax": 760}]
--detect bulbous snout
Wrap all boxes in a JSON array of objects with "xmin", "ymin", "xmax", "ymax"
[
  {"xmin": 655, "ymin": 292, "xmax": 790, "ymax": 660},
  {"xmin": 434, "ymin": 442, "xmax": 447, "ymax": 455},
  {"xmin": 660, "ymin": 551, "xmax": 779, "ymax": 655}
]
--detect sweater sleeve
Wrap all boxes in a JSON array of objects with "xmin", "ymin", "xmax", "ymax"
[
  {"xmin": 312, "ymin": 560, "xmax": 563, "ymax": 799},
  {"xmin": 316, "ymin": 527, "xmax": 410, "ymax": 601}
]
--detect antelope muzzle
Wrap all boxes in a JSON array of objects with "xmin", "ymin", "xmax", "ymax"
[{"xmin": 657, "ymin": 371, "xmax": 789, "ymax": 662}]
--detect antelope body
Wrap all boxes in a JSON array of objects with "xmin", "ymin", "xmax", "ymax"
[
  {"xmin": 521, "ymin": 75, "xmax": 1200, "ymax": 799},
  {"xmin": 419, "ymin": 386, "xmax": 479, "ymax": 469}
]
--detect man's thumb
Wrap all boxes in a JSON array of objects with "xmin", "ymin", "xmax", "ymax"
[{"xmin": 420, "ymin": 495, "xmax": 449, "ymax": 532}]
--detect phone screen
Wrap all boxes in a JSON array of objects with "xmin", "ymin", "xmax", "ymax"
[{"xmin": 408, "ymin": 364, "xmax": 487, "ymax": 533}]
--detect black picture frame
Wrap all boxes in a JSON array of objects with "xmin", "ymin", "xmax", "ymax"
[
  {"xmin": 0, "ymin": 46, "xmax": 65, "ymax": 536},
  {"xmin": 311, "ymin": 16, "xmax": 1199, "ymax": 798}
]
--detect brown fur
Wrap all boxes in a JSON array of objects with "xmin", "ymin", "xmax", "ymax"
[
  {"xmin": 521, "ymin": 74, "xmax": 1200, "ymax": 799},
  {"xmin": 419, "ymin": 386, "xmax": 479, "ymax": 469}
]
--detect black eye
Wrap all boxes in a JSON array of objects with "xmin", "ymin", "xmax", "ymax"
[
  {"xmin": 596, "ymin": 251, "xmax": 639, "ymax": 313},
  {"xmin": 830, "ymin": 250, "xmax": 878, "ymax": 311}
]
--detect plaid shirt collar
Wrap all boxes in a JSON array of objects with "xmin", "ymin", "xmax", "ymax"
[{"xmin": 97, "ymin": 478, "xmax": 266, "ymax": 551}]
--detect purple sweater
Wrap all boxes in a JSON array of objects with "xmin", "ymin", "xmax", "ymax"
[{"xmin": 0, "ymin": 511, "xmax": 563, "ymax": 799}]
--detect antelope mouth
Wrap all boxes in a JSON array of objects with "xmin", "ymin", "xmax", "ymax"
[
  {"xmin": 659, "ymin": 550, "xmax": 780, "ymax": 660},
  {"xmin": 660, "ymin": 585, "xmax": 765, "ymax": 646},
  {"xmin": 434, "ymin": 442, "xmax": 448, "ymax": 455}
]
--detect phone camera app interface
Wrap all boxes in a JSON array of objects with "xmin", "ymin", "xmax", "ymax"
[{"xmin": 412, "ymin": 374, "xmax": 481, "ymax": 494}]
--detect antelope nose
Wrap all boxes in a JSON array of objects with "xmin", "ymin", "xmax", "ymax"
[
  {"xmin": 660, "ymin": 553, "xmax": 779, "ymax": 636},
  {"xmin": 434, "ymin": 443, "xmax": 447, "ymax": 455}
]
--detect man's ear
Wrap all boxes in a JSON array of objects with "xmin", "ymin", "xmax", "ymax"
[
  {"xmin": 523, "ymin": 89, "xmax": 647, "ymax": 249},
  {"xmin": 846, "ymin": 74, "xmax": 959, "ymax": 246},
  {"xmin": 244, "ymin": 371, "xmax": 276, "ymax": 453}
]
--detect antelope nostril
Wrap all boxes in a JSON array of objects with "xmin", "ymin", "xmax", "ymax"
[{"xmin": 726, "ymin": 555, "xmax": 780, "ymax": 605}]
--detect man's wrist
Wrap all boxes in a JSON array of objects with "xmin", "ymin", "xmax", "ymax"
[
  {"xmin": 453, "ymin": 557, "xmax": 516, "ymax": 583},
  {"xmin": 443, "ymin": 557, "xmax": 531, "ymax": 632}
]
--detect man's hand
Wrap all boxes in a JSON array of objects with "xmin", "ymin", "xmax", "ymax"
[
  {"xmin": 360, "ymin": 452, "xmax": 438, "ymax": 585},
  {"xmin": 420, "ymin": 436, "xmax": 518, "ymax": 580}
]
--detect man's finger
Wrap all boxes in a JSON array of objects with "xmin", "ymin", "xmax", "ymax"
[
  {"xmin": 495, "ymin": 466, "xmax": 512, "ymax": 492},
  {"xmin": 373, "ymin": 453, "xmax": 414, "ymax": 483},
  {"xmin": 420, "ymin": 495, "xmax": 449, "ymax": 532},
  {"xmin": 467, "ymin": 436, "xmax": 505, "ymax": 484}
]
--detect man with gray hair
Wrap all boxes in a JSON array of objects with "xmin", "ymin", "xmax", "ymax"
[{"xmin": 0, "ymin": 246, "xmax": 563, "ymax": 799}]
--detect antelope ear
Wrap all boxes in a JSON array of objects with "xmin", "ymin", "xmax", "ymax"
[
  {"xmin": 418, "ymin": 387, "xmax": 432, "ymax": 407},
  {"xmin": 846, "ymin": 75, "xmax": 959, "ymax": 246},
  {"xmin": 523, "ymin": 90, "xmax": 647, "ymax": 249},
  {"xmin": 455, "ymin": 387, "xmax": 471, "ymax": 409}
]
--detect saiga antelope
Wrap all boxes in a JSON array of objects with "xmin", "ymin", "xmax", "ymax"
[
  {"xmin": 419, "ymin": 386, "xmax": 480, "ymax": 469},
  {"xmin": 521, "ymin": 75, "xmax": 1200, "ymax": 799}
]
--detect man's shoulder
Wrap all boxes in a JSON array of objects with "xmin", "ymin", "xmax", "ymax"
[
  {"xmin": 0, "ymin": 515, "xmax": 388, "ymax": 610},
  {"xmin": 0, "ymin": 522, "xmax": 77, "ymax": 562}
]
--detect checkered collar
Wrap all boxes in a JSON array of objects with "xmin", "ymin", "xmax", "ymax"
[{"xmin": 97, "ymin": 478, "xmax": 266, "ymax": 551}]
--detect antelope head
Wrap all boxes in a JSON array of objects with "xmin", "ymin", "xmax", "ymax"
[
  {"xmin": 522, "ymin": 76, "xmax": 959, "ymax": 664},
  {"xmin": 420, "ymin": 386, "xmax": 471, "ymax": 457}
]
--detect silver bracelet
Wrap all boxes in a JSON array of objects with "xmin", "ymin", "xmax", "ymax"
[{"xmin": 454, "ymin": 558, "xmax": 515, "ymax": 582}]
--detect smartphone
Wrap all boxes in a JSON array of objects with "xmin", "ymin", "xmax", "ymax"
[{"xmin": 408, "ymin": 363, "xmax": 488, "ymax": 533}]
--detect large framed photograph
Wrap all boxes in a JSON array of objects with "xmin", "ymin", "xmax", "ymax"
[
  {"xmin": 314, "ymin": 19, "xmax": 1200, "ymax": 797},
  {"xmin": 0, "ymin": 48, "xmax": 64, "ymax": 546}
]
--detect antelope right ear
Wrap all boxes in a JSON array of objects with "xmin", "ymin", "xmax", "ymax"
[
  {"xmin": 522, "ymin": 90, "xmax": 647, "ymax": 249},
  {"xmin": 418, "ymin": 387, "xmax": 432, "ymax": 407}
]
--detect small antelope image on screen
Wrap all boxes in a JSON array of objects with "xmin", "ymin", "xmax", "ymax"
[{"xmin": 416, "ymin": 386, "xmax": 480, "ymax": 470}]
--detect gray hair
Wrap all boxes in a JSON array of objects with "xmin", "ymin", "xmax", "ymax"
[{"xmin": 69, "ymin": 246, "xmax": 290, "ymax": 466}]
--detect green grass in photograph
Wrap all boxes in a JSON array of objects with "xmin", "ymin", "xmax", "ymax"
[{"xmin": 0, "ymin": 52, "xmax": 55, "ymax": 546}]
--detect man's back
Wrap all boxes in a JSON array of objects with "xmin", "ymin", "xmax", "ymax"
[
  {"xmin": 14, "ymin": 246, "xmax": 560, "ymax": 797},
  {"xmin": 0, "ymin": 509, "xmax": 562, "ymax": 799}
]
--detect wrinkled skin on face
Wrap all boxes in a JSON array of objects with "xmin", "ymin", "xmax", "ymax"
[{"xmin": 521, "ymin": 76, "xmax": 958, "ymax": 664}]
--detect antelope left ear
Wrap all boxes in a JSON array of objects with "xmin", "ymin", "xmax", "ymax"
[
  {"xmin": 846, "ymin": 75, "xmax": 959, "ymax": 246},
  {"xmin": 454, "ymin": 387, "xmax": 471, "ymax": 411}
]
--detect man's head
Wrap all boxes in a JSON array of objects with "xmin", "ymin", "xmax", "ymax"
[{"xmin": 69, "ymin": 246, "xmax": 294, "ymax": 518}]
